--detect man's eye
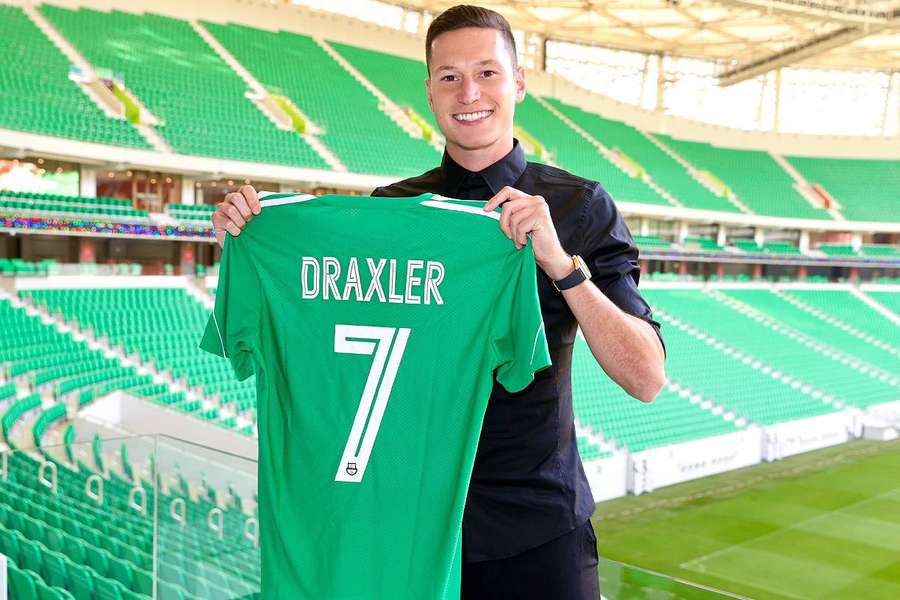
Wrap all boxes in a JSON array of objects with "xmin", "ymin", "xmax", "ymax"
[
  {"xmin": 441, "ymin": 75, "xmax": 457, "ymax": 82},
  {"xmin": 482, "ymin": 70, "xmax": 496, "ymax": 77}
]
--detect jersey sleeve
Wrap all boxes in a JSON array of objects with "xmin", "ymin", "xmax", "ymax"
[
  {"xmin": 199, "ymin": 234, "xmax": 261, "ymax": 380},
  {"xmin": 490, "ymin": 244, "xmax": 552, "ymax": 393}
]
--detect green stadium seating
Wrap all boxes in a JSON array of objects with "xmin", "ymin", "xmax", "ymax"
[
  {"xmin": 646, "ymin": 288, "xmax": 898, "ymax": 409},
  {"xmin": 513, "ymin": 95, "xmax": 671, "ymax": 205},
  {"xmin": 544, "ymin": 98, "xmax": 734, "ymax": 211},
  {"xmin": 202, "ymin": 21, "xmax": 439, "ymax": 176},
  {"xmin": 41, "ymin": 5, "xmax": 327, "ymax": 169},
  {"xmin": 657, "ymin": 134, "xmax": 831, "ymax": 219},
  {"xmin": 329, "ymin": 41, "xmax": 437, "ymax": 132},
  {"xmin": 21, "ymin": 288, "xmax": 256, "ymax": 433},
  {"xmin": 1, "ymin": 190, "xmax": 148, "ymax": 222},
  {"xmin": 682, "ymin": 236, "xmax": 725, "ymax": 252},
  {"xmin": 0, "ymin": 5, "xmax": 149, "ymax": 148},
  {"xmin": 165, "ymin": 203, "xmax": 215, "ymax": 223},
  {"xmin": 785, "ymin": 156, "xmax": 899, "ymax": 222}
]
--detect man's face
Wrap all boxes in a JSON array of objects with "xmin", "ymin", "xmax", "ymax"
[{"xmin": 426, "ymin": 27, "xmax": 525, "ymax": 157}]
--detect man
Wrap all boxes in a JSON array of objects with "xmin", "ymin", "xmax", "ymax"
[{"xmin": 212, "ymin": 5, "xmax": 665, "ymax": 599}]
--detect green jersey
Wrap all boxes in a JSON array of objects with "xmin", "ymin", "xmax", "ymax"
[{"xmin": 200, "ymin": 192, "xmax": 551, "ymax": 599}]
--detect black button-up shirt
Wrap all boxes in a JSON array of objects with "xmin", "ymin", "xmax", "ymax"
[{"xmin": 372, "ymin": 139, "xmax": 662, "ymax": 562}]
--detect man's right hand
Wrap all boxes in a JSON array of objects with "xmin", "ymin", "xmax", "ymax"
[{"xmin": 212, "ymin": 185, "xmax": 261, "ymax": 248}]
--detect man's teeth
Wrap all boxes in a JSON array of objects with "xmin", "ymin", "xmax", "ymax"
[{"xmin": 454, "ymin": 110, "xmax": 492, "ymax": 122}]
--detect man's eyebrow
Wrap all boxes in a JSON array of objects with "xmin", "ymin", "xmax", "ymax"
[{"xmin": 434, "ymin": 59, "xmax": 501, "ymax": 72}]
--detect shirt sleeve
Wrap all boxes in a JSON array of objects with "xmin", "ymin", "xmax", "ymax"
[
  {"xmin": 581, "ymin": 184, "xmax": 665, "ymax": 355},
  {"xmin": 199, "ymin": 234, "xmax": 261, "ymax": 380},
  {"xmin": 490, "ymin": 243, "xmax": 553, "ymax": 393}
]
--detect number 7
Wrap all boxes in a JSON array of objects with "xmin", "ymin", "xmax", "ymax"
[{"xmin": 334, "ymin": 325, "xmax": 411, "ymax": 483}]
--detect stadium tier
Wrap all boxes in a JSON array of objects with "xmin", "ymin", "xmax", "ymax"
[
  {"xmin": 0, "ymin": 190, "xmax": 149, "ymax": 222},
  {"xmin": 19, "ymin": 288, "xmax": 256, "ymax": 435},
  {"xmin": 786, "ymin": 156, "xmax": 900, "ymax": 223},
  {"xmin": 201, "ymin": 20, "xmax": 439, "ymax": 176},
  {"xmin": 656, "ymin": 134, "xmax": 832, "ymax": 220},
  {"xmin": 543, "ymin": 98, "xmax": 732, "ymax": 211},
  {"xmin": 0, "ymin": 5, "xmax": 149, "ymax": 149},
  {"xmin": 514, "ymin": 95, "xmax": 672, "ymax": 206},
  {"xmin": 40, "ymin": 4, "xmax": 327, "ymax": 168},
  {"xmin": 571, "ymin": 286, "xmax": 899, "ymax": 450},
  {"xmin": 328, "ymin": 41, "xmax": 438, "ymax": 134},
  {"xmin": 0, "ymin": 436, "xmax": 260, "ymax": 599},
  {"xmin": 165, "ymin": 203, "xmax": 216, "ymax": 224}
]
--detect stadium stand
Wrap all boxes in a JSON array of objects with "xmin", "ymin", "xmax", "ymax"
[
  {"xmin": 0, "ymin": 296, "xmax": 160, "ymax": 412},
  {"xmin": 329, "ymin": 41, "xmax": 438, "ymax": 133},
  {"xmin": 731, "ymin": 239, "xmax": 802, "ymax": 255},
  {"xmin": 41, "ymin": 4, "xmax": 328, "ymax": 168},
  {"xmin": 656, "ymin": 134, "xmax": 832, "ymax": 220},
  {"xmin": 681, "ymin": 236, "xmax": 725, "ymax": 252},
  {"xmin": 513, "ymin": 95, "xmax": 672, "ymax": 205},
  {"xmin": 722, "ymin": 289, "xmax": 899, "ymax": 374},
  {"xmin": 1, "ymin": 189, "xmax": 149, "ymax": 222},
  {"xmin": 166, "ymin": 203, "xmax": 216, "ymax": 224},
  {"xmin": 543, "ymin": 98, "xmax": 732, "ymax": 211},
  {"xmin": 0, "ymin": 436, "xmax": 260, "ymax": 599},
  {"xmin": 201, "ymin": 20, "xmax": 439, "ymax": 176},
  {"xmin": 786, "ymin": 156, "xmax": 900, "ymax": 222},
  {"xmin": 645, "ymin": 289, "xmax": 898, "ymax": 409},
  {"xmin": 573, "ymin": 334, "xmax": 742, "ymax": 452},
  {"xmin": 19, "ymin": 288, "xmax": 256, "ymax": 436},
  {"xmin": 782, "ymin": 289, "xmax": 900, "ymax": 348},
  {"xmin": 0, "ymin": 5, "xmax": 149, "ymax": 149}
]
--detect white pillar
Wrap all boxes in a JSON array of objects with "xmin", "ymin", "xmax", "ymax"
[
  {"xmin": 717, "ymin": 225, "xmax": 728, "ymax": 248},
  {"xmin": 799, "ymin": 230, "xmax": 810, "ymax": 253},
  {"xmin": 754, "ymin": 228, "xmax": 766, "ymax": 247},
  {"xmin": 181, "ymin": 178, "xmax": 196, "ymax": 205},
  {"xmin": 851, "ymin": 233, "xmax": 863, "ymax": 252},
  {"xmin": 639, "ymin": 218, "xmax": 650, "ymax": 237},
  {"xmin": 773, "ymin": 68, "xmax": 782, "ymax": 133},
  {"xmin": 79, "ymin": 167, "xmax": 97, "ymax": 198},
  {"xmin": 677, "ymin": 221, "xmax": 689, "ymax": 244}
]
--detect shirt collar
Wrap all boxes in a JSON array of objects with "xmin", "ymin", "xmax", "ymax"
[{"xmin": 441, "ymin": 138, "xmax": 528, "ymax": 197}]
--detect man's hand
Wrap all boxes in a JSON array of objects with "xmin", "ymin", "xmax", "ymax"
[
  {"xmin": 483, "ymin": 186, "xmax": 573, "ymax": 281},
  {"xmin": 212, "ymin": 185, "xmax": 261, "ymax": 248}
]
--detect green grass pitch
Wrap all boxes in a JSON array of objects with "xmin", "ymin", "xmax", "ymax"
[{"xmin": 593, "ymin": 439, "xmax": 900, "ymax": 599}]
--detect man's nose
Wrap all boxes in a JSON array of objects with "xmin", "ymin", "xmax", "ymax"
[{"xmin": 457, "ymin": 77, "xmax": 480, "ymax": 105}]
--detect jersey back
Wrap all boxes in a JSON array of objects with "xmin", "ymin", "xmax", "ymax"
[{"xmin": 200, "ymin": 192, "xmax": 551, "ymax": 599}]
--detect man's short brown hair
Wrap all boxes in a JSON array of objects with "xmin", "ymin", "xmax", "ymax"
[{"xmin": 425, "ymin": 5, "xmax": 518, "ymax": 73}]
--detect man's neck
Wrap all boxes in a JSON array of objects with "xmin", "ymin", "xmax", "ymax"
[{"xmin": 445, "ymin": 137, "xmax": 514, "ymax": 173}]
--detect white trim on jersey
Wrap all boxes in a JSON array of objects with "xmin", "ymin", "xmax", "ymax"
[
  {"xmin": 211, "ymin": 311, "xmax": 228, "ymax": 359},
  {"xmin": 419, "ymin": 199, "xmax": 500, "ymax": 221},
  {"xmin": 530, "ymin": 321, "xmax": 546, "ymax": 365},
  {"xmin": 258, "ymin": 192, "xmax": 317, "ymax": 208}
]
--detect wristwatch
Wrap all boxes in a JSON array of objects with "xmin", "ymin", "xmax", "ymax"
[{"xmin": 552, "ymin": 255, "xmax": 591, "ymax": 292}]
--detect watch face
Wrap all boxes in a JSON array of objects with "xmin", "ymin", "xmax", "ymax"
[{"xmin": 575, "ymin": 256, "xmax": 591, "ymax": 279}]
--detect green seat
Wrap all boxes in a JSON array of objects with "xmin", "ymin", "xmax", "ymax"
[
  {"xmin": 66, "ymin": 561, "xmax": 94, "ymax": 600},
  {"xmin": 42, "ymin": 548, "xmax": 68, "ymax": 588},
  {"xmin": 158, "ymin": 580, "xmax": 185, "ymax": 600},
  {"xmin": 0, "ymin": 526, "xmax": 21, "ymax": 562},
  {"xmin": 108, "ymin": 555, "xmax": 133, "ymax": 589},
  {"xmin": 20, "ymin": 537, "xmax": 44, "ymax": 574},
  {"xmin": 9, "ymin": 563, "xmax": 38, "ymax": 600},
  {"xmin": 85, "ymin": 544, "xmax": 109, "ymax": 577},
  {"xmin": 93, "ymin": 575, "xmax": 125, "ymax": 600}
]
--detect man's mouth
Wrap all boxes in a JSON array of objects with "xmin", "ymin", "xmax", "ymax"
[{"xmin": 453, "ymin": 109, "xmax": 493, "ymax": 123}]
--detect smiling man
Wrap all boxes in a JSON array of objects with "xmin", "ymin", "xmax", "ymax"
[{"xmin": 213, "ymin": 5, "xmax": 665, "ymax": 599}]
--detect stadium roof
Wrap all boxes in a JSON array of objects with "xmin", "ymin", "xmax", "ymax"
[{"xmin": 402, "ymin": 0, "xmax": 900, "ymax": 79}]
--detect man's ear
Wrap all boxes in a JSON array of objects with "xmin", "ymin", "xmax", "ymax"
[
  {"xmin": 425, "ymin": 77, "xmax": 435, "ymax": 113},
  {"xmin": 515, "ymin": 65, "xmax": 526, "ymax": 103}
]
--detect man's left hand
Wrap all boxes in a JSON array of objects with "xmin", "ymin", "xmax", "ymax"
[{"xmin": 483, "ymin": 186, "xmax": 574, "ymax": 281}]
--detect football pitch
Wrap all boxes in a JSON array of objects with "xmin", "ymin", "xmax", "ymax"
[{"xmin": 594, "ymin": 439, "xmax": 900, "ymax": 600}]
